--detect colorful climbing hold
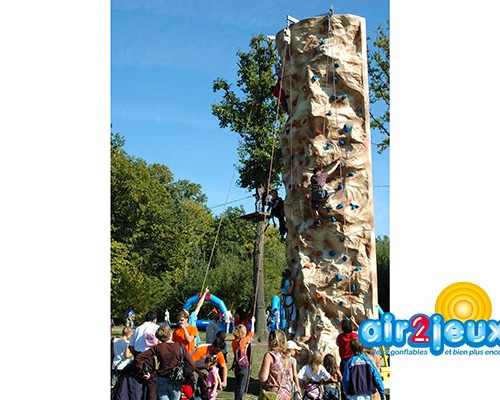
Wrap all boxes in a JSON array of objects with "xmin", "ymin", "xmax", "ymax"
[
  {"xmin": 316, "ymin": 129, "xmax": 322, "ymax": 135},
  {"xmin": 319, "ymin": 39, "xmax": 325, "ymax": 45},
  {"xmin": 334, "ymin": 62, "xmax": 340, "ymax": 68},
  {"xmin": 331, "ymin": 76, "xmax": 338, "ymax": 84},
  {"xmin": 330, "ymin": 94, "xmax": 338, "ymax": 102},
  {"xmin": 328, "ymin": 250, "xmax": 336, "ymax": 257},
  {"xmin": 351, "ymin": 283, "xmax": 356, "ymax": 292},
  {"xmin": 313, "ymin": 334, "xmax": 318, "ymax": 340},
  {"xmin": 339, "ymin": 93, "xmax": 347, "ymax": 101},
  {"xmin": 347, "ymin": 171, "xmax": 355, "ymax": 177},
  {"xmin": 316, "ymin": 293, "xmax": 322, "ymax": 299},
  {"xmin": 330, "ymin": 216, "xmax": 337, "ymax": 222},
  {"xmin": 326, "ymin": 110, "xmax": 332, "ymax": 116},
  {"xmin": 314, "ymin": 150, "xmax": 319, "ymax": 156},
  {"xmin": 337, "ymin": 274, "xmax": 343, "ymax": 281},
  {"xmin": 342, "ymin": 255, "xmax": 348, "ymax": 262},
  {"xmin": 339, "ymin": 236, "xmax": 345, "ymax": 242},
  {"xmin": 339, "ymin": 139, "xmax": 345, "ymax": 146},
  {"xmin": 339, "ymin": 301, "xmax": 345, "ymax": 307},
  {"xmin": 312, "ymin": 75, "xmax": 319, "ymax": 81},
  {"xmin": 336, "ymin": 203, "xmax": 344, "ymax": 210},
  {"xmin": 344, "ymin": 124, "xmax": 352, "ymax": 132},
  {"xmin": 354, "ymin": 266, "xmax": 362, "ymax": 271},
  {"xmin": 350, "ymin": 203, "xmax": 359, "ymax": 210}
]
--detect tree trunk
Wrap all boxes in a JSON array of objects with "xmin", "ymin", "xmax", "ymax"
[{"xmin": 253, "ymin": 219, "xmax": 267, "ymax": 342}]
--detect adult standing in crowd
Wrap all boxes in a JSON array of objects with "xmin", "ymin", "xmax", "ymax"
[
  {"xmin": 131, "ymin": 311, "xmax": 160, "ymax": 400},
  {"xmin": 258, "ymin": 329, "xmax": 293, "ymax": 400},
  {"xmin": 135, "ymin": 324, "xmax": 206, "ymax": 400},
  {"xmin": 173, "ymin": 309, "xmax": 198, "ymax": 354},
  {"xmin": 232, "ymin": 316, "xmax": 255, "ymax": 400}
]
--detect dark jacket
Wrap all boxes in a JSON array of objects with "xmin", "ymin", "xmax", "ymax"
[{"xmin": 342, "ymin": 354, "xmax": 385, "ymax": 398}]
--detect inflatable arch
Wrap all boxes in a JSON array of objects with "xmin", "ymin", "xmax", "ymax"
[{"xmin": 183, "ymin": 293, "xmax": 232, "ymax": 332}]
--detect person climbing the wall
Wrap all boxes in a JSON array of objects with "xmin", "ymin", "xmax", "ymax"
[
  {"xmin": 310, "ymin": 159, "xmax": 341, "ymax": 226},
  {"xmin": 254, "ymin": 183, "xmax": 268, "ymax": 212},
  {"xmin": 280, "ymin": 268, "xmax": 297, "ymax": 338},
  {"xmin": 267, "ymin": 189, "xmax": 287, "ymax": 242}
]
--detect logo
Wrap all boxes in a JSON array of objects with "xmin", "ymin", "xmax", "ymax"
[{"xmin": 359, "ymin": 282, "xmax": 500, "ymax": 356}]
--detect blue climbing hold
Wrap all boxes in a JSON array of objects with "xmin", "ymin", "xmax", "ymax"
[
  {"xmin": 330, "ymin": 216, "xmax": 336, "ymax": 222},
  {"xmin": 342, "ymin": 255, "xmax": 348, "ymax": 262},
  {"xmin": 337, "ymin": 184, "xmax": 344, "ymax": 190},
  {"xmin": 319, "ymin": 39, "xmax": 325, "ymax": 45},
  {"xmin": 344, "ymin": 124, "xmax": 351, "ymax": 132},
  {"xmin": 339, "ymin": 140, "xmax": 345, "ymax": 146},
  {"xmin": 351, "ymin": 283, "xmax": 356, "ymax": 292},
  {"xmin": 339, "ymin": 236, "xmax": 345, "ymax": 242},
  {"xmin": 312, "ymin": 75, "xmax": 319, "ymax": 81},
  {"xmin": 340, "ymin": 93, "xmax": 347, "ymax": 101},
  {"xmin": 354, "ymin": 266, "xmax": 362, "ymax": 271},
  {"xmin": 329, "ymin": 250, "xmax": 336, "ymax": 256},
  {"xmin": 350, "ymin": 203, "xmax": 359, "ymax": 210},
  {"xmin": 330, "ymin": 94, "xmax": 338, "ymax": 102},
  {"xmin": 336, "ymin": 203, "xmax": 344, "ymax": 210},
  {"xmin": 337, "ymin": 274, "xmax": 343, "ymax": 281},
  {"xmin": 326, "ymin": 110, "xmax": 332, "ymax": 116},
  {"xmin": 332, "ymin": 76, "xmax": 338, "ymax": 83},
  {"xmin": 339, "ymin": 301, "xmax": 345, "ymax": 307},
  {"xmin": 327, "ymin": 206, "xmax": 333, "ymax": 212},
  {"xmin": 334, "ymin": 62, "xmax": 340, "ymax": 68},
  {"xmin": 347, "ymin": 171, "xmax": 355, "ymax": 177}
]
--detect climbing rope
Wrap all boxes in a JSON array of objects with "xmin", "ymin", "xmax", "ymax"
[{"xmin": 199, "ymin": 167, "xmax": 237, "ymax": 294}]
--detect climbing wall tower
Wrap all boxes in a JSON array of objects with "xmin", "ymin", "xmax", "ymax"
[{"xmin": 275, "ymin": 13, "xmax": 378, "ymax": 356}]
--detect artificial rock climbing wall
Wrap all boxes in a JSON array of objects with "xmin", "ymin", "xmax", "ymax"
[{"xmin": 275, "ymin": 14, "xmax": 378, "ymax": 357}]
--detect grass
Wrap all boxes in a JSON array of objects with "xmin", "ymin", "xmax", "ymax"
[{"xmin": 112, "ymin": 326, "xmax": 267, "ymax": 400}]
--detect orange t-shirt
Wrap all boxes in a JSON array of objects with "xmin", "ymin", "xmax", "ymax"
[
  {"xmin": 191, "ymin": 344, "xmax": 226, "ymax": 368},
  {"xmin": 231, "ymin": 330, "xmax": 254, "ymax": 353},
  {"xmin": 172, "ymin": 325, "xmax": 198, "ymax": 354}
]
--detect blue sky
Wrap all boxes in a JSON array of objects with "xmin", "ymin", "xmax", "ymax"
[{"xmin": 111, "ymin": 0, "xmax": 390, "ymax": 237}]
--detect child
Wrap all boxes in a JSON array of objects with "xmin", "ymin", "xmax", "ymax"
[
  {"xmin": 205, "ymin": 355, "xmax": 222, "ymax": 400},
  {"xmin": 322, "ymin": 354, "xmax": 342, "ymax": 400},
  {"xmin": 298, "ymin": 351, "xmax": 332, "ymax": 400},
  {"xmin": 286, "ymin": 340, "xmax": 302, "ymax": 400},
  {"xmin": 111, "ymin": 326, "xmax": 133, "ymax": 389}
]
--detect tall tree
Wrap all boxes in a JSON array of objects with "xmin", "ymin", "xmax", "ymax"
[
  {"xmin": 368, "ymin": 21, "xmax": 390, "ymax": 153},
  {"xmin": 212, "ymin": 34, "xmax": 287, "ymax": 340}
]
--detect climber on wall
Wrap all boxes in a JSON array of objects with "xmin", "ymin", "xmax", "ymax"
[
  {"xmin": 310, "ymin": 159, "xmax": 341, "ymax": 225},
  {"xmin": 280, "ymin": 268, "xmax": 297, "ymax": 338},
  {"xmin": 267, "ymin": 189, "xmax": 287, "ymax": 241}
]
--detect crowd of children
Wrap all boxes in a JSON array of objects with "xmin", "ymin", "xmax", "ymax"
[{"xmin": 112, "ymin": 305, "xmax": 385, "ymax": 400}]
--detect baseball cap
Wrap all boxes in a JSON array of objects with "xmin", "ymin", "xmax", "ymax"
[{"xmin": 287, "ymin": 340, "xmax": 301, "ymax": 350}]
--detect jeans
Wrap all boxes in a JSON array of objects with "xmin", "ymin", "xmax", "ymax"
[
  {"xmin": 157, "ymin": 376, "xmax": 182, "ymax": 400},
  {"xmin": 234, "ymin": 365, "xmax": 249, "ymax": 400}
]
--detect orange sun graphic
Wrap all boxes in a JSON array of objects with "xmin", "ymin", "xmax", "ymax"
[{"xmin": 435, "ymin": 282, "xmax": 492, "ymax": 322}]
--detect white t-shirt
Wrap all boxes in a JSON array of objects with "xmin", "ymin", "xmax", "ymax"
[
  {"xmin": 112, "ymin": 338, "xmax": 131, "ymax": 370},
  {"xmin": 129, "ymin": 321, "xmax": 159, "ymax": 352},
  {"xmin": 298, "ymin": 364, "xmax": 332, "ymax": 383}
]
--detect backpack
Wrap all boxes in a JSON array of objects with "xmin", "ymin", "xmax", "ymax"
[{"xmin": 233, "ymin": 345, "xmax": 249, "ymax": 369}]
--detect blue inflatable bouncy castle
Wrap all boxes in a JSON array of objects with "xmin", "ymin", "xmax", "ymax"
[{"xmin": 182, "ymin": 293, "xmax": 233, "ymax": 333}]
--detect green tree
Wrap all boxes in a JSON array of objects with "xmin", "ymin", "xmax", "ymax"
[
  {"xmin": 212, "ymin": 34, "xmax": 286, "ymax": 190},
  {"xmin": 368, "ymin": 21, "xmax": 390, "ymax": 153},
  {"xmin": 111, "ymin": 131, "xmax": 214, "ymax": 319},
  {"xmin": 376, "ymin": 235, "xmax": 390, "ymax": 312},
  {"xmin": 212, "ymin": 35, "xmax": 287, "ymax": 340}
]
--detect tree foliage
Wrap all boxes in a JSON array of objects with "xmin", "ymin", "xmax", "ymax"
[
  {"xmin": 376, "ymin": 235, "xmax": 390, "ymax": 312},
  {"xmin": 368, "ymin": 21, "xmax": 390, "ymax": 153},
  {"xmin": 212, "ymin": 35, "xmax": 287, "ymax": 191}
]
